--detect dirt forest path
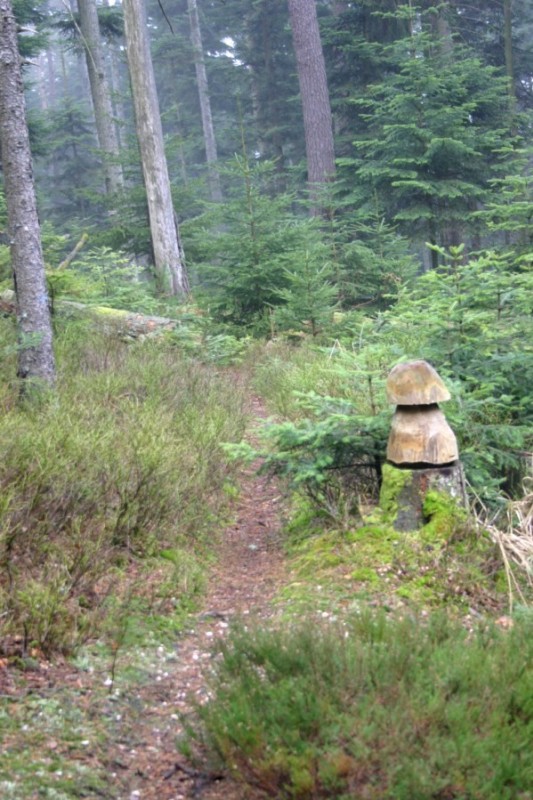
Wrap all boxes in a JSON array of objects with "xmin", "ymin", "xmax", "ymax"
[{"xmin": 110, "ymin": 392, "xmax": 288, "ymax": 800}]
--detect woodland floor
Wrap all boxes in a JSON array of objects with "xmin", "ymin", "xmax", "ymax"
[
  {"xmin": 0, "ymin": 393, "xmax": 287, "ymax": 800},
  {"xmin": 0, "ymin": 382, "xmax": 519, "ymax": 799}
]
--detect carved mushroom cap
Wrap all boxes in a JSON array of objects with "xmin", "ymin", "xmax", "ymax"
[
  {"xmin": 387, "ymin": 406, "xmax": 459, "ymax": 465},
  {"xmin": 386, "ymin": 360, "xmax": 451, "ymax": 406}
]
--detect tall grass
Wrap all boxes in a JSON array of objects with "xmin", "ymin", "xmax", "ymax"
[
  {"xmin": 0, "ymin": 320, "xmax": 247, "ymax": 654},
  {"xmin": 251, "ymin": 342, "xmax": 360, "ymax": 419},
  {"xmin": 184, "ymin": 612, "xmax": 533, "ymax": 799}
]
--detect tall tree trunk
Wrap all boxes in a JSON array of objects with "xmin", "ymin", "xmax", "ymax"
[
  {"xmin": 187, "ymin": 0, "xmax": 222, "ymax": 202},
  {"xmin": 101, "ymin": 0, "xmax": 128, "ymax": 152},
  {"xmin": 287, "ymin": 0, "xmax": 336, "ymax": 215},
  {"xmin": 77, "ymin": 0, "xmax": 124, "ymax": 195},
  {"xmin": 503, "ymin": 0, "xmax": 516, "ymax": 112},
  {"xmin": 0, "ymin": 0, "xmax": 55, "ymax": 390},
  {"xmin": 175, "ymin": 102, "xmax": 189, "ymax": 184},
  {"xmin": 431, "ymin": 10, "xmax": 454, "ymax": 57},
  {"xmin": 106, "ymin": 47, "xmax": 126, "ymax": 151},
  {"xmin": 122, "ymin": 0, "xmax": 189, "ymax": 295}
]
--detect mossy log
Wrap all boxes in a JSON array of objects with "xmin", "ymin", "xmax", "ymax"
[
  {"xmin": 380, "ymin": 462, "xmax": 467, "ymax": 532},
  {"xmin": 0, "ymin": 289, "xmax": 183, "ymax": 338}
]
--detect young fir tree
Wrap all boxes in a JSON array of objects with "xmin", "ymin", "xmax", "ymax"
[
  {"xmin": 476, "ymin": 145, "xmax": 533, "ymax": 267},
  {"xmin": 325, "ymin": 192, "xmax": 418, "ymax": 308},
  {"xmin": 344, "ymin": 28, "xmax": 513, "ymax": 266},
  {"xmin": 184, "ymin": 158, "xmax": 330, "ymax": 333},
  {"xmin": 35, "ymin": 100, "xmax": 103, "ymax": 228},
  {"xmin": 274, "ymin": 248, "xmax": 338, "ymax": 337}
]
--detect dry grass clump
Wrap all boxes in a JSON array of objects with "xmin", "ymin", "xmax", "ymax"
[{"xmin": 479, "ymin": 477, "xmax": 533, "ymax": 609}]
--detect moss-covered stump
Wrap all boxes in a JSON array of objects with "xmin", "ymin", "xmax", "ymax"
[{"xmin": 380, "ymin": 462, "xmax": 467, "ymax": 531}]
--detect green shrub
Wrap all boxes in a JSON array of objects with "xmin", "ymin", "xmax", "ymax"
[
  {"xmin": 252, "ymin": 392, "xmax": 389, "ymax": 522},
  {"xmin": 0, "ymin": 324, "xmax": 247, "ymax": 654},
  {"xmin": 184, "ymin": 612, "xmax": 533, "ymax": 799},
  {"xmin": 252, "ymin": 251, "xmax": 533, "ymax": 504}
]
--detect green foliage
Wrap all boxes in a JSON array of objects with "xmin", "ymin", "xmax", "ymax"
[
  {"xmin": 185, "ymin": 612, "xmax": 533, "ymax": 799},
  {"xmin": 340, "ymin": 18, "xmax": 514, "ymax": 256},
  {"xmin": 238, "ymin": 342, "xmax": 394, "ymax": 520},
  {"xmin": 52, "ymin": 5, "xmax": 124, "ymax": 46},
  {"xmin": 13, "ymin": 0, "xmax": 48, "ymax": 58},
  {"xmin": 35, "ymin": 101, "xmax": 104, "ymax": 227},
  {"xmin": 254, "ymin": 240, "xmax": 533, "ymax": 505},
  {"xmin": 476, "ymin": 145, "xmax": 533, "ymax": 267},
  {"xmin": 185, "ymin": 158, "xmax": 333, "ymax": 334},
  {"xmin": 252, "ymin": 342, "xmax": 360, "ymax": 419},
  {"xmin": 0, "ymin": 321, "xmax": 247, "ymax": 654},
  {"xmin": 274, "ymin": 249, "xmax": 338, "ymax": 337},
  {"xmin": 48, "ymin": 245, "xmax": 161, "ymax": 312},
  {"xmin": 255, "ymin": 391, "xmax": 389, "ymax": 521},
  {"xmin": 325, "ymin": 194, "xmax": 418, "ymax": 307}
]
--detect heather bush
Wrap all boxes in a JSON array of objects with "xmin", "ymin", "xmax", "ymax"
[
  {"xmin": 0, "ymin": 321, "xmax": 246, "ymax": 654},
  {"xmin": 184, "ymin": 612, "xmax": 533, "ymax": 799}
]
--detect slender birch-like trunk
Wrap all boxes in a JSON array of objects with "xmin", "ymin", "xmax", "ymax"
[
  {"xmin": 122, "ymin": 0, "xmax": 189, "ymax": 295},
  {"xmin": 187, "ymin": 0, "xmax": 222, "ymax": 201}
]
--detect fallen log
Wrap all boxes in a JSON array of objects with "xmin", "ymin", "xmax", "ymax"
[{"xmin": 0, "ymin": 289, "xmax": 187, "ymax": 338}]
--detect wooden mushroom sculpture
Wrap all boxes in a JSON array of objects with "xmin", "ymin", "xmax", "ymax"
[
  {"xmin": 386, "ymin": 360, "xmax": 458, "ymax": 467},
  {"xmin": 381, "ymin": 360, "xmax": 465, "ymax": 531}
]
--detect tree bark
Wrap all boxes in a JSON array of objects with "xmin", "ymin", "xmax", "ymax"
[
  {"xmin": 0, "ymin": 0, "xmax": 55, "ymax": 390},
  {"xmin": 77, "ymin": 0, "xmax": 124, "ymax": 195},
  {"xmin": 380, "ymin": 463, "xmax": 467, "ymax": 532},
  {"xmin": 122, "ymin": 0, "xmax": 189, "ymax": 295},
  {"xmin": 503, "ymin": 0, "xmax": 516, "ymax": 112},
  {"xmin": 287, "ymin": 0, "xmax": 336, "ymax": 215},
  {"xmin": 187, "ymin": 0, "xmax": 222, "ymax": 202}
]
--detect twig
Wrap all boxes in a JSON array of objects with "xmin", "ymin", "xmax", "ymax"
[{"xmin": 58, "ymin": 232, "xmax": 88, "ymax": 270}]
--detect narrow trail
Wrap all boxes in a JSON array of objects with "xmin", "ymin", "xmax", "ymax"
[{"xmin": 112, "ymin": 393, "xmax": 288, "ymax": 800}]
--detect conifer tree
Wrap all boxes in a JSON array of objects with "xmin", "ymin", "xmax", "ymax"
[{"xmin": 343, "ymin": 13, "xmax": 513, "ymax": 265}]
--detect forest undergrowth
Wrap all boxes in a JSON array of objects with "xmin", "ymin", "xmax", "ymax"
[{"xmin": 0, "ymin": 321, "xmax": 532, "ymax": 800}]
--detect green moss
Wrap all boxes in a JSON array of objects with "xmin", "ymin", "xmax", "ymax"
[
  {"xmin": 379, "ymin": 463, "xmax": 412, "ymax": 521},
  {"xmin": 421, "ymin": 489, "xmax": 467, "ymax": 543},
  {"xmin": 285, "ymin": 497, "xmax": 328, "ymax": 549},
  {"xmin": 296, "ymin": 549, "xmax": 344, "ymax": 576},
  {"xmin": 351, "ymin": 567, "xmax": 379, "ymax": 584},
  {"xmin": 279, "ymin": 478, "xmax": 529, "ymax": 615},
  {"xmin": 350, "ymin": 522, "xmax": 408, "ymax": 565},
  {"xmin": 396, "ymin": 575, "xmax": 441, "ymax": 604},
  {"xmin": 345, "ymin": 522, "xmax": 393, "ymax": 543},
  {"xmin": 93, "ymin": 305, "xmax": 129, "ymax": 318}
]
